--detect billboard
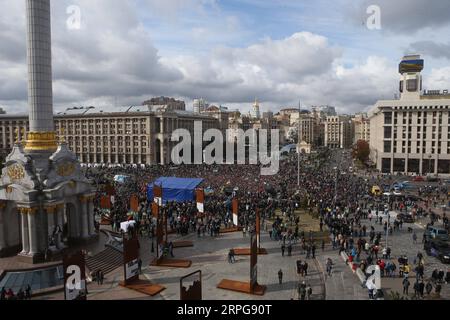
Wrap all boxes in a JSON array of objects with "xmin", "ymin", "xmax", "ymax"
[
  {"xmin": 123, "ymin": 235, "xmax": 140, "ymax": 285},
  {"xmin": 63, "ymin": 251, "xmax": 87, "ymax": 300},
  {"xmin": 180, "ymin": 270, "xmax": 202, "ymax": 300},
  {"xmin": 399, "ymin": 57, "xmax": 424, "ymax": 74}
]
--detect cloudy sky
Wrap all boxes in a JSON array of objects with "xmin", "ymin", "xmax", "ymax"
[{"xmin": 1, "ymin": 0, "xmax": 450, "ymax": 115}]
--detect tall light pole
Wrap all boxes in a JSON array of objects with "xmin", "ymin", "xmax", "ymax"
[
  {"xmin": 334, "ymin": 167, "xmax": 338, "ymax": 203},
  {"xmin": 298, "ymin": 101, "xmax": 301, "ymax": 187}
]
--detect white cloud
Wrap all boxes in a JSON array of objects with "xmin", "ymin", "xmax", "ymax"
[{"xmin": 0, "ymin": 0, "xmax": 449, "ymax": 116}]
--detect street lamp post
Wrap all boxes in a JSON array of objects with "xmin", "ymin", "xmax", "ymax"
[
  {"xmin": 334, "ymin": 167, "xmax": 338, "ymax": 203},
  {"xmin": 151, "ymin": 225, "xmax": 155, "ymax": 253},
  {"xmin": 385, "ymin": 211, "xmax": 389, "ymax": 250},
  {"xmin": 298, "ymin": 101, "xmax": 301, "ymax": 187}
]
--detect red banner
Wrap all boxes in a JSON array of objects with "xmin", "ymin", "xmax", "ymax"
[
  {"xmin": 154, "ymin": 184, "xmax": 163, "ymax": 206},
  {"xmin": 100, "ymin": 196, "xmax": 111, "ymax": 209},
  {"xmin": 232, "ymin": 199, "xmax": 238, "ymax": 215},
  {"xmin": 152, "ymin": 202, "xmax": 159, "ymax": 218},
  {"xmin": 196, "ymin": 189, "xmax": 205, "ymax": 213},
  {"xmin": 130, "ymin": 195, "xmax": 139, "ymax": 212}
]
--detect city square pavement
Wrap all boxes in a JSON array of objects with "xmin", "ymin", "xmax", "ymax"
[
  {"xmin": 354, "ymin": 210, "xmax": 450, "ymax": 299},
  {"xmin": 34, "ymin": 226, "xmax": 369, "ymax": 300}
]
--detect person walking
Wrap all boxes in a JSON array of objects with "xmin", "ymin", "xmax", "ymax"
[
  {"xmin": 99, "ymin": 269, "xmax": 104, "ymax": 285},
  {"xmin": 418, "ymin": 280, "xmax": 425, "ymax": 299},
  {"xmin": 326, "ymin": 258, "xmax": 333, "ymax": 277},
  {"xmin": 413, "ymin": 232, "xmax": 417, "ymax": 244},
  {"xmin": 25, "ymin": 285, "xmax": 31, "ymax": 300},
  {"xmin": 169, "ymin": 241, "xmax": 174, "ymax": 258},
  {"xmin": 287, "ymin": 243, "xmax": 292, "ymax": 256},
  {"xmin": 138, "ymin": 258, "xmax": 142, "ymax": 274},
  {"xmin": 298, "ymin": 282, "xmax": 307, "ymax": 300},
  {"xmin": 413, "ymin": 281, "xmax": 419, "ymax": 299},
  {"xmin": 306, "ymin": 285, "xmax": 313, "ymax": 300},
  {"xmin": 312, "ymin": 244, "xmax": 316, "ymax": 259},
  {"xmin": 402, "ymin": 277, "xmax": 410, "ymax": 296},
  {"xmin": 278, "ymin": 269, "xmax": 283, "ymax": 285},
  {"xmin": 425, "ymin": 281, "xmax": 433, "ymax": 296},
  {"xmin": 17, "ymin": 288, "xmax": 25, "ymax": 300},
  {"xmin": 281, "ymin": 244, "xmax": 285, "ymax": 257},
  {"xmin": 304, "ymin": 261, "xmax": 309, "ymax": 277}
]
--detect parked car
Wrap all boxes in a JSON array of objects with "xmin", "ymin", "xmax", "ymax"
[
  {"xmin": 424, "ymin": 240, "xmax": 450, "ymax": 264},
  {"xmin": 425, "ymin": 226, "xmax": 449, "ymax": 241},
  {"xmin": 427, "ymin": 175, "xmax": 439, "ymax": 182},
  {"xmin": 397, "ymin": 213, "xmax": 415, "ymax": 223},
  {"xmin": 413, "ymin": 176, "xmax": 425, "ymax": 182}
]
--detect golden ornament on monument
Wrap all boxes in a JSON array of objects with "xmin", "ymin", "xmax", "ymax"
[
  {"xmin": 57, "ymin": 162, "xmax": 75, "ymax": 177},
  {"xmin": 7, "ymin": 163, "xmax": 25, "ymax": 181}
]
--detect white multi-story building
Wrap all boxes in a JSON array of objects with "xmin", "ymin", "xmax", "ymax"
[
  {"xmin": 193, "ymin": 98, "xmax": 209, "ymax": 113},
  {"xmin": 369, "ymin": 55, "xmax": 450, "ymax": 175},
  {"xmin": 324, "ymin": 116, "xmax": 353, "ymax": 149},
  {"xmin": 353, "ymin": 113, "xmax": 370, "ymax": 143}
]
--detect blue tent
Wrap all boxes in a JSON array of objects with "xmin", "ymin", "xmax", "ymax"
[{"xmin": 147, "ymin": 177, "xmax": 204, "ymax": 203}]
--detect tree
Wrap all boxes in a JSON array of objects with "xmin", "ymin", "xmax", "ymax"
[
  {"xmin": 287, "ymin": 126, "xmax": 299, "ymax": 144},
  {"xmin": 353, "ymin": 140, "xmax": 370, "ymax": 163}
]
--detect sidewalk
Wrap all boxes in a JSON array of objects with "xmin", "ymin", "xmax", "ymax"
[{"xmin": 317, "ymin": 252, "xmax": 367, "ymax": 300}]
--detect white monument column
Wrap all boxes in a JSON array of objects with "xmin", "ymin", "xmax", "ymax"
[
  {"xmin": 24, "ymin": 0, "xmax": 57, "ymax": 152},
  {"xmin": 28, "ymin": 210, "xmax": 39, "ymax": 255},
  {"xmin": 20, "ymin": 210, "xmax": 30, "ymax": 255}
]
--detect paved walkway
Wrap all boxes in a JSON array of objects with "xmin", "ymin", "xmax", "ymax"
[
  {"xmin": 317, "ymin": 252, "xmax": 367, "ymax": 300},
  {"xmin": 355, "ymin": 211, "xmax": 450, "ymax": 299},
  {"xmin": 35, "ymin": 229, "xmax": 327, "ymax": 300}
]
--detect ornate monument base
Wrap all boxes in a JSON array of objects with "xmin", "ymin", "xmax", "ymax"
[{"xmin": 0, "ymin": 142, "xmax": 97, "ymax": 263}]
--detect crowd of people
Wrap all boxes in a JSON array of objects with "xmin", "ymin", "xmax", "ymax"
[
  {"xmin": 84, "ymin": 147, "xmax": 450, "ymax": 300},
  {"xmin": 0, "ymin": 285, "xmax": 32, "ymax": 300}
]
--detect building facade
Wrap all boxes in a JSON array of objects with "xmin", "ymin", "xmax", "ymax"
[
  {"xmin": 0, "ymin": 109, "xmax": 221, "ymax": 166},
  {"xmin": 193, "ymin": 98, "xmax": 209, "ymax": 114},
  {"xmin": 369, "ymin": 55, "xmax": 450, "ymax": 175},
  {"xmin": 142, "ymin": 96, "xmax": 186, "ymax": 112},
  {"xmin": 324, "ymin": 116, "xmax": 354, "ymax": 149},
  {"xmin": 353, "ymin": 113, "xmax": 370, "ymax": 143}
]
